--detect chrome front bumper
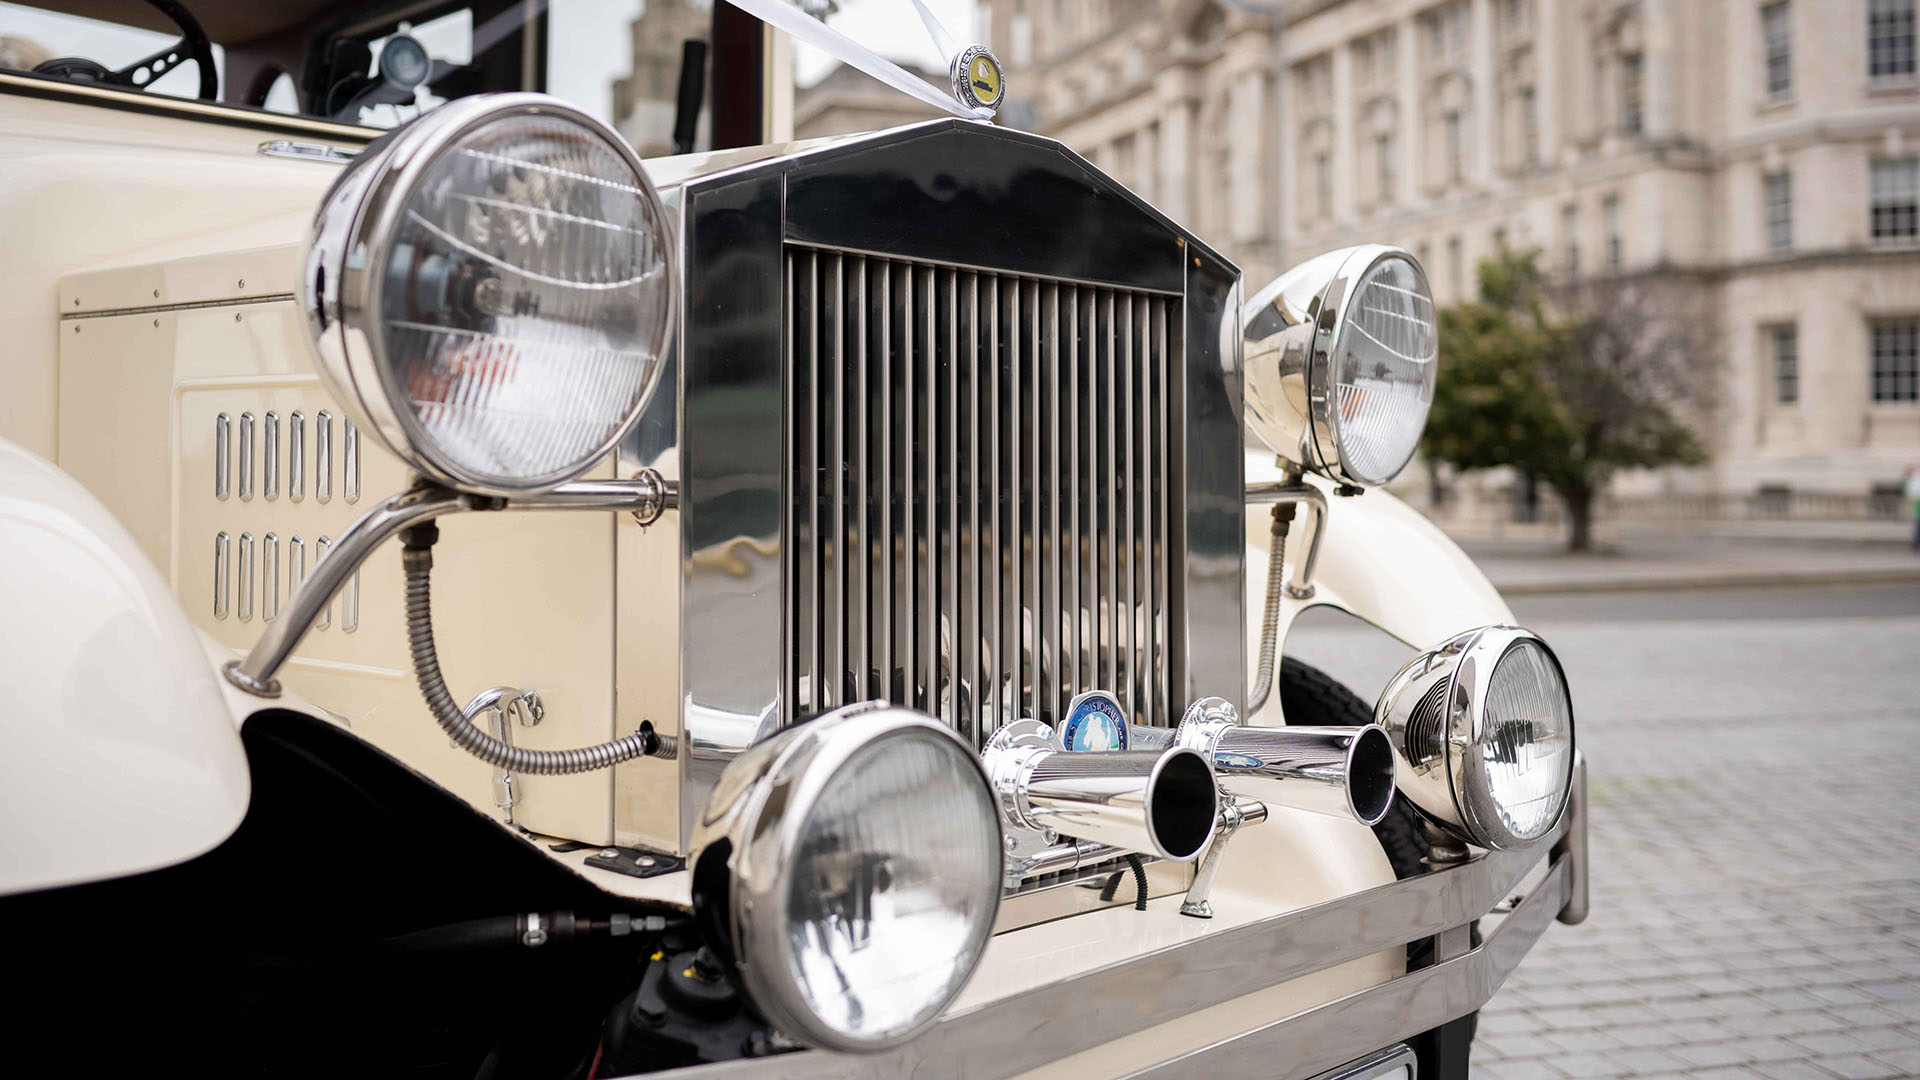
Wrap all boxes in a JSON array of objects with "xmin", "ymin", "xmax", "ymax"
[{"xmin": 641, "ymin": 756, "xmax": 1589, "ymax": 1080}]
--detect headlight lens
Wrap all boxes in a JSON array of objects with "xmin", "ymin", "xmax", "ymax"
[
  {"xmin": 695, "ymin": 704, "xmax": 1002, "ymax": 1052},
  {"xmin": 303, "ymin": 93, "xmax": 675, "ymax": 495},
  {"xmin": 1478, "ymin": 639, "xmax": 1575, "ymax": 843},
  {"xmin": 1375, "ymin": 626, "xmax": 1575, "ymax": 850},
  {"xmin": 1322, "ymin": 255, "xmax": 1438, "ymax": 486},
  {"xmin": 786, "ymin": 732, "xmax": 1001, "ymax": 1043}
]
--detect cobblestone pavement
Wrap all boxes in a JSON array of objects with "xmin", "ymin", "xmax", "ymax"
[{"xmin": 1285, "ymin": 588, "xmax": 1920, "ymax": 1080}]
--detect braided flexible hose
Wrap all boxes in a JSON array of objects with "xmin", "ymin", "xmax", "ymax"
[
  {"xmin": 404, "ymin": 547, "xmax": 658, "ymax": 775},
  {"xmin": 1244, "ymin": 510, "xmax": 1290, "ymax": 714}
]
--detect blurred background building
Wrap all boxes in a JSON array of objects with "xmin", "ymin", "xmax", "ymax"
[
  {"xmin": 612, "ymin": 0, "xmax": 714, "ymax": 157},
  {"xmin": 984, "ymin": 0, "xmax": 1920, "ymax": 501},
  {"xmin": 794, "ymin": 57, "xmax": 946, "ymax": 138}
]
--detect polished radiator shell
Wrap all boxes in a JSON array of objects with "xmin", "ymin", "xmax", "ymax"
[{"xmin": 635, "ymin": 121, "xmax": 1247, "ymax": 852}]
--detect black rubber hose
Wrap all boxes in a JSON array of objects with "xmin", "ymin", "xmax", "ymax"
[
  {"xmin": 402, "ymin": 524, "xmax": 666, "ymax": 775},
  {"xmin": 1125, "ymin": 854, "xmax": 1148, "ymax": 911}
]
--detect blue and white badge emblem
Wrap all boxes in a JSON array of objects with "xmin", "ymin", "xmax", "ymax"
[{"xmin": 1059, "ymin": 690, "xmax": 1129, "ymax": 752}]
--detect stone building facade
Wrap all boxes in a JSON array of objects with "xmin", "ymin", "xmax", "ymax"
[
  {"xmin": 611, "ymin": 0, "xmax": 715, "ymax": 158},
  {"xmin": 988, "ymin": 0, "xmax": 1920, "ymax": 497},
  {"xmin": 793, "ymin": 61, "xmax": 949, "ymax": 140}
]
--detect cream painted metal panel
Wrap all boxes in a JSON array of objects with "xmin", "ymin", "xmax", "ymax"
[
  {"xmin": 1242, "ymin": 453, "xmax": 1514, "ymax": 726},
  {"xmin": 0, "ymin": 91, "xmax": 353, "ymax": 462},
  {"xmin": 57, "ymin": 287, "xmax": 631, "ymax": 846}
]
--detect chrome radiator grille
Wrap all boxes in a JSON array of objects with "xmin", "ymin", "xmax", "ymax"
[{"xmin": 782, "ymin": 246, "xmax": 1183, "ymax": 747}]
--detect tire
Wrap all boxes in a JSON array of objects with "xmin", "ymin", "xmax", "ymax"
[{"xmin": 1276, "ymin": 656, "xmax": 1476, "ymax": 1080}]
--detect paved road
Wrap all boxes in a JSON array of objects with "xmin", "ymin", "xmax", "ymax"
[{"xmin": 1284, "ymin": 585, "xmax": 1920, "ymax": 1080}]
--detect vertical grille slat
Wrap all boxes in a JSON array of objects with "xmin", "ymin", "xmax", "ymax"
[{"xmin": 785, "ymin": 247, "xmax": 1182, "ymax": 747}]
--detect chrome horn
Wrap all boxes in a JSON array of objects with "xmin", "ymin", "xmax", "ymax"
[
  {"xmin": 983, "ymin": 720, "xmax": 1219, "ymax": 862},
  {"xmin": 1134, "ymin": 697, "xmax": 1396, "ymax": 826}
]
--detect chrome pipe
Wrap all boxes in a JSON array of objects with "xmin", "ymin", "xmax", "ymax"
[
  {"xmin": 1013, "ymin": 838, "xmax": 1121, "ymax": 880},
  {"xmin": 222, "ymin": 474, "xmax": 677, "ymax": 697},
  {"xmin": 1137, "ymin": 697, "xmax": 1396, "ymax": 826},
  {"xmin": 985, "ymin": 721, "xmax": 1219, "ymax": 862},
  {"xmin": 1244, "ymin": 480, "xmax": 1327, "ymax": 599}
]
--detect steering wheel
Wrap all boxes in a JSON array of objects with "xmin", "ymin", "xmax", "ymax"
[{"xmin": 33, "ymin": 0, "xmax": 217, "ymax": 100}]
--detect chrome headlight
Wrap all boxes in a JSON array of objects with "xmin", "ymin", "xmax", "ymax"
[
  {"xmin": 1243, "ymin": 245, "xmax": 1437, "ymax": 487},
  {"xmin": 1375, "ymin": 626, "xmax": 1575, "ymax": 850},
  {"xmin": 302, "ymin": 93, "xmax": 676, "ymax": 495},
  {"xmin": 692, "ymin": 703, "xmax": 1002, "ymax": 1052}
]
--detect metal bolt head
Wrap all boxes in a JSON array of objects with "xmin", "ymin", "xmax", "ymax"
[
  {"xmin": 636, "ymin": 855, "xmax": 656, "ymax": 867},
  {"xmin": 600, "ymin": 848, "xmax": 620, "ymax": 858}
]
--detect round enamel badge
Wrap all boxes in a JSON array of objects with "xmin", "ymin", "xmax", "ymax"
[
  {"xmin": 1059, "ymin": 690, "xmax": 1129, "ymax": 752},
  {"xmin": 952, "ymin": 44, "xmax": 1004, "ymax": 115}
]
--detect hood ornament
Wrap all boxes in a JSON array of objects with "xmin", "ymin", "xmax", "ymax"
[{"xmin": 951, "ymin": 43, "xmax": 1004, "ymax": 115}]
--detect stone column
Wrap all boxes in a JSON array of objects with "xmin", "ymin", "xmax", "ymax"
[
  {"xmin": 1536, "ymin": 0, "xmax": 1559, "ymax": 165},
  {"xmin": 1331, "ymin": 39, "xmax": 1355, "ymax": 223},
  {"xmin": 1471, "ymin": 0, "xmax": 1495, "ymax": 187},
  {"xmin": 1643, "ymin": 0, "xmax": 1677, "ymax": 140},
  {"xmin": 1395, "ymin": 13, "xmax": 1422, "ymax": 210},
  {"xmin": 1155, "ymin": 65, "xmax": 1198, "ymax": 227}
]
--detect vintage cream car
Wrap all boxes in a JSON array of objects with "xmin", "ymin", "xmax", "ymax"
[{"xmin": 0, "ymin": 2, "xmax": 1585, "ymax": 1078}]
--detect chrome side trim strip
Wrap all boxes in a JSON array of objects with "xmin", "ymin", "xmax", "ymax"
[
  {"xmin": 289, "ymin": 411, "xmax": 305, "ymax": 502},
  {"xmin": 238, "ymin": 412, "xmax": 254, "ymax": 501},
  {"xmin": 315, "ymin": 411, "xmax": 332, "ymax": 503},
  {"xmin": 213, "ymin": 531, "xmax": 229, "ymax": 619},
  {"xmin": 637, "ymin": 839, "xmax": 1568, "ymax": 1080},
  {"xmin": 344, "ymin": 419, "xmax": 361, "ymax": 503},
  {"xmin": 262, "ymin": 532, "xmax": 279, "ymax": 621},
  {"xmin": 214, "ymin": 413, "xmax": 230, "ymax": 500},
  {"xmin": 237, "ymin": 532, "xmax": 254, "ymax": 621},
  {"xmin": 263, "ymin": 411, "xmax": 280, "ymax": 502},
  {"xmin": 315, "ymin": 536, "xmax": 332, "ymax": 630}
]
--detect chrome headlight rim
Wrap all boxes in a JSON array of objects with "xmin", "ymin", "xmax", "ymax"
[
  {"xmin": 302, "ymin": 92, "xmax": 678, "ymax": 497},
  {"xmin": 696, "ymin": 703, "xmax": 1004, "ymax": 1053},
  {"xmin": 1303, "ymin": 244, "xmax": 1435, "ymax": 489},
  {"xmin": 1377, "ymin": 625, "xmax": 1576, "ymax": 851}
]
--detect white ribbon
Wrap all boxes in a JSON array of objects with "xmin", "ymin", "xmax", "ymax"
[
  {"xmin": 905, "ymin": 0, "xmax": 960, "ymax": 64},
  {"xmin": 725, "ymin": 0, "xmax": 992, "ymax": 120}
]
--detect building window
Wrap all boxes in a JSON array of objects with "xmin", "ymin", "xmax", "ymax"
[
  {"xmin": 1314, "ymin": 151, "xmax": 1332, "ymax": 217},
  {"xmin": 1621, "ymin": 52, "xmax": 1645, "ymax": 133},
  {"xmin": 1493, "ymin": 226, "xmax": 1508, "ymax": 251},
  {"xmin": 1444, "ymin": 110, "xmax": 1464, "ymax": 182},
  {"xmin": 1872, "ymin": 318, "xmax": 1920, "ymax": 401},
  {"xmin": 1762, "ymin": 2, "xmax": 1793, "ymax": 96},
  {"xmin": 1872, "ymin": 158, "xmax": 1919, "ymax": 242},
  {"xmin": 1764, "ymin": 170, "xmax": 1793, "ymax": 250},
  {"xmin": 1520, "ymin": 86, "xmax": 1540, "ymax": 165},
  {"xmin": 1603, "ymin": 195, "xmax": 1623, "ymax": 271},
  {"xmin": 1375, "ymin": 132, "xmax": 1396, "ymax": 203},
  {"xmin": 1563, "ymin": 203, "xmax": 1580, "ymax": 276},
  {"xmin": 1772, "ymin": 324, "xmax": 1799, "ymax": 404},
  {"xmin": 1448, "ymin": 236, "xmax": 1465, "ymax": 299},
  {"xmin": 1870, "ymin": 0, "xmax": 1917, "ymax": 79}
]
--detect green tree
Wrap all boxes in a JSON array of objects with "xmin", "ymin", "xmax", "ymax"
[{"xmin": 1424, "ymin": 251, "xmax": 1710, "ymax": 551}]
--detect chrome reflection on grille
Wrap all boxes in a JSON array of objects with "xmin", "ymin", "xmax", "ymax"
[{"xmin": 783, "ymin": 247, "xmax": 1181, "ymax": 747}]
